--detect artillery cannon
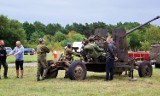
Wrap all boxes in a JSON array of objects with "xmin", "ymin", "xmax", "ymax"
[
  {"xmin": 126, "ymin": 16, "xmax": 160, "ymax": 36},
  {"xmin": 46, "ymin": 16, "xmax": 160, "ymax": 80}
]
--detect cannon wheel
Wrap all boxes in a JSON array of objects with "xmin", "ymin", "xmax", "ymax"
[
  {"xmin": 46, "ymin": 69, "xmax": 58, "ymax": 78},
  {"xmin": 138, "ymin": 61, "xmax": 152, "ymax": 77},
  {"xmin": 69, "ymin": 61, "xmax": 87, "ymax": 80},
  {"xmin": 45, "ymin": 60, "xmax": 58, "ymax": 78}
]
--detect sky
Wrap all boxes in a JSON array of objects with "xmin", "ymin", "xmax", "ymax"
[{"xmin": 0, "ymin": 0, "xmax": 160, "ymax": 26}]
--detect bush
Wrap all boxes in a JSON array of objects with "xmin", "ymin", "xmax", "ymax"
[{"xmin": 140, "ymin": 41, "xmax": 151, "ymax": 51}]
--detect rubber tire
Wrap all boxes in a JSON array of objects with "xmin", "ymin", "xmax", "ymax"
[
  {"xmin": 138, "ymin": 61, "xmax": 152, "ymax": 77},
  {"xmin": 69, "ymin": 61, "xmax": 87, "ymax": 80}
]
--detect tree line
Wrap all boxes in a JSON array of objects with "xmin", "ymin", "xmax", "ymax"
[{"xmin": 0, "ymin": 15, "xmax": 160, "ymax": 51}]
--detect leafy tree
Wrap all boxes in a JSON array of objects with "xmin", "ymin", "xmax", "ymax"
[
  {"xmin": 66, "ymin": 31, "xmax": 85, "ymax": 43},
  {"xmin": 9, "ymin": 20, "xmax": 26, "ymax": 46},
  {"xmin": 65, "ymin": 24, "xmax": 72, "ymax": 34},
  {"xmin": 43, "ymin": 35, "xmax": 53, "ymax": 44},
  {"xmin": 29, "ymin": 31, "xmax": 44, "ymax": 44},
  {"xmin": 45, "ymin": 23, "xmax": 63, "ymax": 35},
  {"xmin": 53, "ymin": 31, "xmax": 66, "ymax": 42},
  {"xmin": 0, "ymin": 15, "xmax": 10, "ymax": 39},
  {"xmin": 0, "ymin": 15, "xmax": 26, "ymax": 48},
  {"xmin": 1, "ymin": 14, "xmax": 160, "ymax": 51},
  {"xmin": 127, "ymin": 30, "xmax": 142, "ymax": 51},
  {"xmin": 71, "ymin": 23, "xmax": 86, "ymax": 34},
  {"xmin": 23, "ymin": 22, "xmax": 35, "ymax": 41},
  {"xmin": 140, "ymin": 41, "xmax": 150, "ymax": 51},
  {"xmin": 66, "ymin": 31, "xmax": 77, "ymax": 39},
  {"xmin": 71, "ymin": 33, "xmax": 85, "ymax": 41},
  {"xmin": 145, "ymin": 26, "xmax": 160, "ymax": 44},
  {"xmin": 33, "ymin": 21, "xmax": 46, "ymax": 33},
  {"xmin": 123, "ymin": 22, "xmax": 140, "ymax": 30}
]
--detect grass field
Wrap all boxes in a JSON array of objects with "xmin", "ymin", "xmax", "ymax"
[
  {"xmin": 0, "ymin": 66, "xmax": 160, "ymax": 96},
  {"xmin": 6, "ymin": 53, "xmax": 55, "ymax": 63}
]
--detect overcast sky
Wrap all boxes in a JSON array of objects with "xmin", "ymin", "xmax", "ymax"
[{"xmin": 0, "ymin": 0, "xmax": 160, "ymax": 26}]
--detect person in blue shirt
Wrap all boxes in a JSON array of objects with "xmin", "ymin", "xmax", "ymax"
[{"xmin": 9, "ymin": 41, "xmax": 24, "ymax": 78}]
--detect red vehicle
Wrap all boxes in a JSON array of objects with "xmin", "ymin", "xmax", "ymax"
[{"xmin": 128, "ymin": 51, "xmax": 150, "ymax": 61}]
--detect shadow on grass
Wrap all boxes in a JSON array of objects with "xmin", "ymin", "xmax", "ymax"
[
  {"xmin": 86, "ymin": 74, "xmax": 129, "ymax": 81},
  {"xmin": 87, "ymin": 75, "xmax": 105, "ymax": 80}
]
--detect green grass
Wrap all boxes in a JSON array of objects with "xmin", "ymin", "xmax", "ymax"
[
  {"xmin": 0, "ymin": 67, "xmax": 160, "ymax": 96},
  {"xmin": 6, "ymin": 53, "xmax": 55, "ymax": 63}
]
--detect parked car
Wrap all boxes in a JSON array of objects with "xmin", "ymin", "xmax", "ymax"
[
  {"xmin": 24, "ymin": 48, "xmax": 35, "ymax": 55},
  {"xmin": 5, "ymin": 47, "xmax": 12, "ymax": 54}
]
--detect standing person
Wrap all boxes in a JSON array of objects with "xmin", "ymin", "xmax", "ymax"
[
  {"xmin": 0, "ymin": 40, "xmax": 8, "ymax": 79},
  {"xmin": 105, "ymin": 37, "xmax": 117, "ymax": 81},
  {"xmin": 9, "ymin": 41, "xmax": 24, "ymax": 78},
  {"xmin": 36, "ymin": 38, "xmax": 50, "ymax": 81}
]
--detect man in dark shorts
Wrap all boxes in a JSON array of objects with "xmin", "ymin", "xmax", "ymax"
[{"xmin": 9, "ymin": 41, "xmax": 24, "ymax": 78}]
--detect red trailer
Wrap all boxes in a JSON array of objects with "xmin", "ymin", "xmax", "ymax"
[{"xmin": 128, "ymin": 51, "xmax": 150, "ymax": 61}]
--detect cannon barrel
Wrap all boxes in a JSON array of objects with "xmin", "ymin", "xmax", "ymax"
[{"xmin": 126, "ymin": 16, "xmax": 160, "ymax": 36}]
